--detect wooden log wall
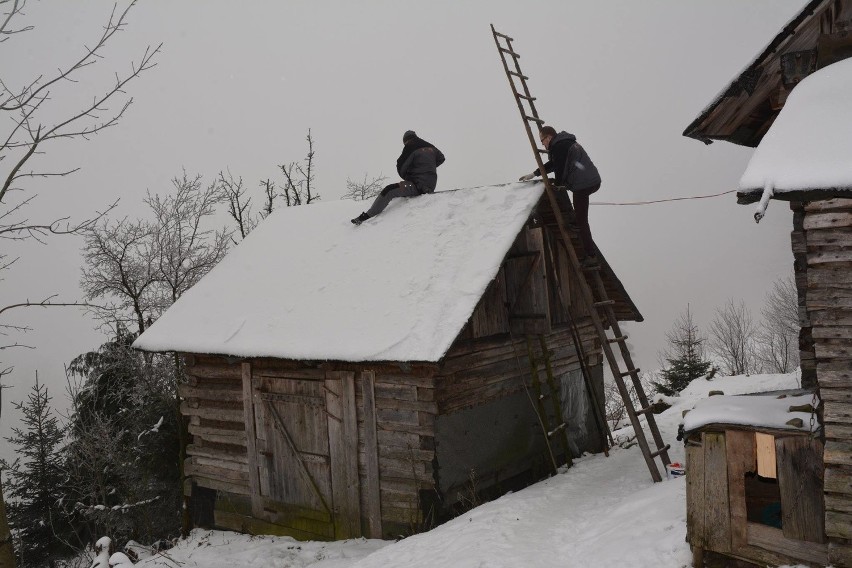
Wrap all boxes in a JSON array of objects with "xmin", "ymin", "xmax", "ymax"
[
  {"xmin": 357, "ymin": 370, "xmax": 438, "ymax": 537},
  {"xmin": 436, "ymin": 322, "xmax": 600, "ymax": 415},
  {"xmin": 799, "ymin": 198, "xmax": 852, "ymax": 566},
  {"xmin": 180, "ymin": 357, "xmax": 249, "ymax": 497},
  {"xmin": 180, "ymin": 354, "xmax": 440, "ymax": 540}
]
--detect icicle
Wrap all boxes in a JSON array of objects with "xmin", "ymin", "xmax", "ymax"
[{"xmin": 754, "ymin": 183, "xmax": 774, "ymax": 223}]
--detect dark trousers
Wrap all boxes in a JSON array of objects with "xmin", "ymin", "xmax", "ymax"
[
  {"xmin": 365, "ymin": 181, "xmax": 420, "ymax": 217},
  {"xmin": 556, "ymin": 184, "xmax": 599, "ymax": 257}
]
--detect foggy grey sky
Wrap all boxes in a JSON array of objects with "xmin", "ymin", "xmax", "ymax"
[{"xmin": 3, "ymin": 1, "xmax": 805, "ymax": 454}]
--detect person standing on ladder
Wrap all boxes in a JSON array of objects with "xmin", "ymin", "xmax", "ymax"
[
  {"xmin": 519, "ymin": 126, "xmax": 600, "ymax": 266},
  {"xmin": 351, "ymin": 130, "xmax": 445, "ymax": 225}
]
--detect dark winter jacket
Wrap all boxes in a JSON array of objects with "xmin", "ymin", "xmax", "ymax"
[
  {"xmin": 396, "ymin": 136, "xmax": 445, "ymax": 194},
  {"xmin": 535, "ymin": 131, "xmax": 600, "ymax": 191}
]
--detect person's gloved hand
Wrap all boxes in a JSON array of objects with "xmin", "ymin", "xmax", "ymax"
[{"xmin": 518, "ymin": 172, "xmax": 536, "ymax": 182}]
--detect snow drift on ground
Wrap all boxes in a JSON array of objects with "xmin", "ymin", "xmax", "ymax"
[
  {"xmin": 133, "ymin": 183, "xmax": 544, "ymax": 362},
  {"xmin": 133, "ymin": 370, "xmax": 802, "ymax": 568},
  {"xmin": 739, "ymin": 56, "xmax": 852, "ymax": 196}
]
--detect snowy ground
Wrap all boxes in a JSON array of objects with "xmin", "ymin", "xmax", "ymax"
[{"xmin": 132, "ymin": 371, "xmax": 802, "ymax": 568}]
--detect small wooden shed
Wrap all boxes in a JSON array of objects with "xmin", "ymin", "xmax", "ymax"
[
  {"xmin": 685, "ymin": 1, "xmax": 852, "ymax": 565},
  {"xmin": 683, "ymin": 392, "xmax": 827, "ymax": 567},
  {"xmin": 134, "ymin": 182, "xmax": 642, "ymax": 540}
]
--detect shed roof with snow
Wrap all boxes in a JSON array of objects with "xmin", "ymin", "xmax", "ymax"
[
  {"xmin": 738, "ymin": 57, "xmax": 852, "ymax": 202},
  {"xmin": 134, "ymin": 183, "xmax": 640, "ymax": 363}
]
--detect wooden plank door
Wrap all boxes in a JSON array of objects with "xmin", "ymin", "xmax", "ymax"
[{"xmin": 250, "ymin": 369, "xmax": 361, "ymax": 540}]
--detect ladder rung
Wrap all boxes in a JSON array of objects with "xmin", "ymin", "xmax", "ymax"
[
  {"xmin": 537, "ymin": 148, "xmax": 548, "ymax": 154},
  {"xmin": 517, "ymin": 93, "xmax": 536, "ymax": 102},
  {"xmin": 593, "ymin": 300, "xmax": 615, "ymax": 307},
  {"xmin": 620, "ymin": 368, "xmax": 640, "ymax": 378},
  {"xmin": 524, "ymin": 115, "xmax": 544, "ymax": 124},
  {"xmin": 508, "ymin": 71, "xmax": 529, "ymax": 80},
  {"xmin": 499, "ymin": 47, "xmax": 519, "ymax": 58},
  {"xmin": 494, "ymin": 31, "xmax": 513, "ymax": 41},
  {"xmin": 547, "ymin": 423, "xmax": 567, "ymax": 437},
  {"xmin": 635, "ymin": 405, "xmax": 653, "ymax": 416},
  {"xmin": 649, "ymin": 444, "xmax": 671, "ymax": 459},
  {"xmin": 608, "ymin": 335, "xmax": 628, "ymax": 343}
]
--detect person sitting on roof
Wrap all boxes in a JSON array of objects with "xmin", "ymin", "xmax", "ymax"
[
  {"xmin": 519, "ymin": 126, "xmax": 600, "ymax": 264},
  {"xmin": 351, "ymin": 130, "xmax": 445, "ymax": 225}
]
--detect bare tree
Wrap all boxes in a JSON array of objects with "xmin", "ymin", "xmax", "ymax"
[
  {"xmin": 147, "ymin": 171, "xmax": 229, "ymax": 307},
  {"xmin": 756, "ymin": 276, "xmax": 800, "ymax": 373},
  {"xmin": 80, "ymin": 218, "xmax": 158, "ymax": 335},
  {"xmin": 0, "ymin": 2, "xmax": 160, "ymax": 562},
  {"xmin": 341, "ymin": 173, "xmax": 387, "ymax": 201},
  {"xmin": 217, "ymin": 171, "xmax": 277, "ymax": 242},
  {"xmin": 709, "ymin": 299, "xmax": 760, "ymax": 376},
  {"xmin": 0, "ymin": 0, "xmax": 160, "ymax": 202},
  {"xmin": 279, "ymin": 129, "xmax": 319, "ymax": 205}
]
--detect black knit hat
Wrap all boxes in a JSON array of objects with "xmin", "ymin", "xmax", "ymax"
[{"xmin": 403, "ymin": 130, "xmax": 416, "ymax": 143}]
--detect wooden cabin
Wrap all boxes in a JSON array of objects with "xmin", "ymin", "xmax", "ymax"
[
  {"xmin": 685, "ymin": 1, "xmax": 852, "ymax": 565},
  {"xmin": 134, "ymin": 182, "xmax": 642, "ymax": 541}
]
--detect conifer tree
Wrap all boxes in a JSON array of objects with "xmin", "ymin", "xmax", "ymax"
[
  {"xmin": 655, "ymin": 305, "xmax": 713, "ymax": 396},
  {"xmin": 2, "ymin": 377, "xmax": 70, "ymax": 567}
]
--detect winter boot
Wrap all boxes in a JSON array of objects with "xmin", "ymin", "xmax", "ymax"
[{"xmin": 351, "ymin": 212, "xmax": 370, "ymax": 226}]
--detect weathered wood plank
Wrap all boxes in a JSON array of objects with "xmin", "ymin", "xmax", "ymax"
[
  {"xmin": 829, "ymin": 541, "xmax": 852, "ymax": 568},
  {"xmin": 180, "ymin": 402, "xmax": 243, "ymax": 422},
  {"xmin": 818, "ymin": 369, "xmax": 852, "ymax": 388},
  {"xmin": 704, "ymin": 432, "xmax": 731, "ymax": 553},
  {"xmin": 775, "ymin": 436, "xmax": 825, "ymax": 543},
  {"xmin": 186, "ymin": 363, "xmax": 243, "ymax": 380},
  {"xmin": 803, "ymin": 211, "xmax": 852, "ymax": 231},
  {"xmin": 825, "ymin": 493, "xmax": 852, "ymax": 514},
  {"xmin": 725, "ymin": 430, "xmax": 754, "ymax": 552},
  {"xmin": 807, "ymin": 249, "xmax": 852, "ymax": 265},
  {"xmin": 374, "ymin": 397, "xmax": 437, "ymax": 413},
  {"xmin": 826, "ymin": 510, "xmax": 852, "ymax": 540},
  {"xmin": 186, "ymin": 461, "xmax": 248, "ymax": 483},
  {"xmin": 803, "ymin": 198, "xmax": 852, "ymax": 212},
  {"xmin": 192, "ymin": 474, "xmax": 250, "ymax": 496},
  {"xmin": 187, "ymin": 443, "xmax": 247, "ymax": 463},
  {"xmin": 188, "ymin": 423, "xmax": 246, "ymax": 439},
  {"xmin": 242, "ymin": 362, "xmax": 262, "ymax": 517},
  {"xmin": 824, "ymin": 466, "xmax": 852, "ymax": 495},
  {"xmin": 325, "ymin": 372, "xmax": 361, "ymax": 539},
  {"xmin": 178, "ymin": 383, "xmax": 242, "ymax": 401},
  {"xmin": 359, "ymin": 371, "xmax": 382, "ymax": 539},
  {"xmin": 824, "ymin": 401, "xmax": 852, "ymax": 424},
  {"xmin": 192, "ymin": 455, "xmax": 247, "ymax": 472},
  {"xmin": 825, "ymin": 423, "xmax": 852, "ymax": 441},
  {"xmin": 746, "ymin": 523, "xmax": 828, "ymax": 566},
  {"xmin": 685, "ymin": 439, "xmax": 704, "ymax": 547},
  {"xmin": 215, "ymin": 509, "xmax": 332, "ymax": 541},
  {"xmin": 373, "ymin": 383, "xmax": 417, "ymax": 401},
  {"xmin": 825, "ymin": 440, "xmax": 852, "ymax": 467}
]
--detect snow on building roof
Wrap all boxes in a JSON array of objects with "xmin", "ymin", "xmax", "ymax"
[
  {"xmin": 133, "ymin": 182, "xmax": 546, "ymax": 362},
  {"xmin": 738, "ymin": 57, "xmax": 852, "ymax": 199},
  {"xmin": 682, "ymin": 391, "xmax": 820, "ymax": 434}
]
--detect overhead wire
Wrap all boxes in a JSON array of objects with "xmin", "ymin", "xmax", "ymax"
[{"xmin": 590, "ymin": 189, "xmax": 737, "ymax": 206}]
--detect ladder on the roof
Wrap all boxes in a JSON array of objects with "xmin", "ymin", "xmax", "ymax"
[{"xmin": 491, "ymin": 24, "xmax": 671, "ymax": 482}]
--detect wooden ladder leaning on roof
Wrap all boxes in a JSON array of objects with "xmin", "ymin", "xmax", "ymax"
[{"xmin": 490, "ymin": 24, "xmax": 671, "ymax": 482}]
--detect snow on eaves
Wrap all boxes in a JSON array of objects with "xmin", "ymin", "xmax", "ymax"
[
  {"xmin": 739, "ymin": 57, "xmax": 852, "ymax": 197},
  {"xmin": 133, "ymin": 182, "xmax": 545, "ymax": 363}
]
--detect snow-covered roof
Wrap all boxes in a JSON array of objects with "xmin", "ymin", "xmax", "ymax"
[
  {"xmin": 738, "ymin": 57, "xmax": 852, "ymax": 199},
  {"xmin": 682, "ymin": 391, "xmax": 820, "ymax": 434},
  {"xmin": 133, "ymin": 183, "xmax": 546, "ymax": 362}
]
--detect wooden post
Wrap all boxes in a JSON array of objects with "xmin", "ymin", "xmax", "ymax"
[
  {"xmin": 326, "ymin": 372, "xmax": 361, "ymax": 539},
  {"xmin": 360, "ymin": 371, "xmax": 383, "ymax": 538},
  {"xmin": 241, "ymin": 361, "xmax": 263, "ymax": 517}
]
